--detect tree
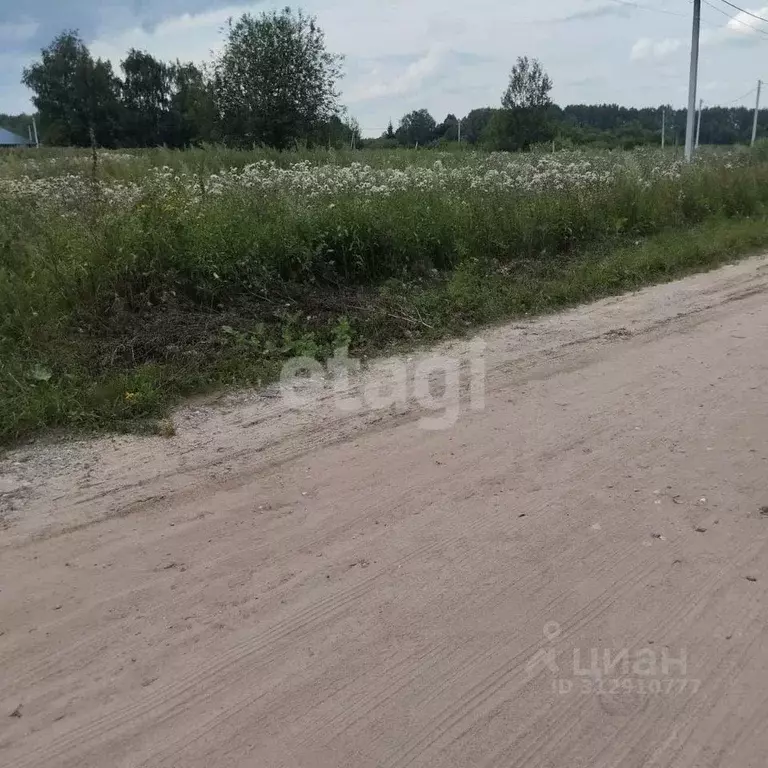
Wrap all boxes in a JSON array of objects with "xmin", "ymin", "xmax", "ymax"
[
  {"xmin": 312, "ymin": 114, "xmax": 361, "ymax": 149},
  {"xmin": 396, "ymin": 109, "xmax": 436, "ymax": 146},
  {"xmin": 213, "ymin": 7, "xmax": 344, "ymax": 148},
  {"xmin": 368, "ymin": 120, "xmax": 397, "ymax": 148},
  {"xmin": 551, "ymin": 103, "xmax": 768, "ymax": 147},
  {"xmin": 347, "ymin": 116, "xmax": 361, "ymax": 148},
  {"xmin": 487, "ymin": 57, "xmax": 555, "ymax": 151},
  {"xmin": 22, "ymin": 31, "xmax": 122, "ymax": 147},
  {"xmin": 483, "ymin": 108, "xmax": 554, "ymax": 151},
  {"xmin": 461, "ymin": 108, "xmax": 494, "ymax": 144},
  {"xmin": 120, "ymin": 49, "xmax": 171, "ymax": 147},
  {"xmin": 436, "ymin": 113, "xmax": 459, "ymax": 142},
  {"xmin": 502, "ymin": 56, "xmax": 552, "ymax": 110},
  {"xmin": 167, "ymin": 62, "xmax": 216, "ymax": 147}
]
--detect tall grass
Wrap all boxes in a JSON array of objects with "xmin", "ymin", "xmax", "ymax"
[
  {"xmin": 0, "ymin": 145, "xmax": 472, "ymax": 180},
  {"xmin": 2, "ymin": 147, "xmax": 768, "ymax": 443},
  {"xmin": 0, "ymin": 142, "xmax": 754, "ymax": 180}
]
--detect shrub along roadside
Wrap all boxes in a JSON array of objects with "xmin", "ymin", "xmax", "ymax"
[{"xmin": 3, "ymin": 162, "xmax": 768, "ymax": 445}]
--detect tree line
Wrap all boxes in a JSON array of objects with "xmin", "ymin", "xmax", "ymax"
[
  {"xmin": 372, "ymin": 103, "xmax": 768, "ymax": 151},
  {"xmin": 19, "ymin": 9, "xmax": 358, "ymax": 150},
  {"xmin": 10, "ymin": 8, "xmax": 768, "ymax": 151}
]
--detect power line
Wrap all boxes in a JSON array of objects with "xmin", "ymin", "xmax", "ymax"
[
  {"xmin": 718, "ymin": 0, "xmax": 768, "ymax": 24},
  {"xmin": 610, "ymin": 0, "xmax": 752, "ymax": 33},
  {"xmin": 701, "ymin": 0, "xmax": 768, "ymax": 36},
  {"xmin": 722, "ymin": 86, "xmax": 758, "ymax": 104},
  {"xmin": 581, "ymin": 0, "xmax": 762, "ymax": 35},
  {"xmin": 606, "ymin": 0, "xmax": 689, "ymax": 19}
]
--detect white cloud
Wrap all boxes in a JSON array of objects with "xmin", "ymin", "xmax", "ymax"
[
  {"xmin": 346, "ymin": 45, "xmax": 448, "ymax": 102},
  {"xmin": 631, "ymin": 5, "xmax": 768, "ymax": 63},
  {"xmin": 89, "ymin": 5, "xmax": 252, "ymax": 67},
  {"xmin": 725, "ymin": 6, "xmax": 768, "ymax": 35},
  {"xmin": 630, "ymin": 38, "xmax": 684, "ymax": 61}
]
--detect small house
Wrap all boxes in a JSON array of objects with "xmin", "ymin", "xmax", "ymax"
[{"xmin": 0, "ymin": 127, "xmax": 33, "ymax": 148}]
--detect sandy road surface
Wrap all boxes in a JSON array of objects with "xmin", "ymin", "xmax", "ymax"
[{"xmin": 3, "ymin": 256, "xmax": 768, "ymax": 767}]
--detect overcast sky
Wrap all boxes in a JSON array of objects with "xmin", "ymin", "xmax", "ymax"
[{"xmin": 2, "ymin": 0, "xmax": 768, "ymax": 135}]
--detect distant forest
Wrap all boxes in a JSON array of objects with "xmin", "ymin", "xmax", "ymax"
[
  {"xmin": 5, "ymin": 104, "xmax": 765, "ymax": 151},
  {"xmin": 368, "ymin": 104, "xmax": 768, "ymax": 151},
  {"xmin": 553, "ymin": 104, "xmax": 764, "ymax": 149}
]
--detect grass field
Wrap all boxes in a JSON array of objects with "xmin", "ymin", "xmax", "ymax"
[{"xmin": 3, "ymin": 144, "xmax": 768, "ymax": 444}]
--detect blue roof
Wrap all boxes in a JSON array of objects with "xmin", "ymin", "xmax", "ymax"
[{"xmin": 0, "ymin": 127, "xmax": 31, "ymax": 146}]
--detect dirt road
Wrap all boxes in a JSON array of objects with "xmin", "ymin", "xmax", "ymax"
[{"xmin": 3, "ymin": 256, "xmax": 768, "ymax": 768}]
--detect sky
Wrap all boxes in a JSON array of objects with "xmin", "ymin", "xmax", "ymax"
[{"xmin": 2, "ymin": 0, "xmax": 768, "ymax": 136}]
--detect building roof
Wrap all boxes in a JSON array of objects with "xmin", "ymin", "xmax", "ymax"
[{"xmin": 0, "ymin": 127, "xmax": 31, "ymax": 146}]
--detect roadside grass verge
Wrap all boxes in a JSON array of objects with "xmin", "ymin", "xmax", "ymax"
[
  {"xmin": 4, "ymin": 153, "xmax": 768, "ymax": 445},
  {"xmin": 2, "ymin": 213, "xmax": 767, "ymax": 446}
]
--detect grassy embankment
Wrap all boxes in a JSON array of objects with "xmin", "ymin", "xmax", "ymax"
[{"xmin": 2, "ymin": 146, "xmax": 768, "ymax": 444}]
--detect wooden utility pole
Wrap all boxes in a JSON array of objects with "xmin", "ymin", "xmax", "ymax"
[
  {"xmin": 752, "ymin": 80, "xmax": 762, "ymax": 147},
  {"xmin": 695, "ymin": 99, "xmax": 703, "ymax": 149}
]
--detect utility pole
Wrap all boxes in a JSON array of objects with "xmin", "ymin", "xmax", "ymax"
[
  {"xmin": 695, "ymin": 99, "xmax": 703, "ymax": 149},
  {"xmin": 28, "ymin": 125, "xmax": 33, "ymax": 145},
  {"xmin": 457, "ymin": 118, "xmax": 461, "ymax": 145},
  {"xmin": 684, "ymin": 0, "xmax": 701, "ymax": 162},
  {"xmin": 752, "ymin": 79, "xmax": 762, "ymax": 147},
  {"xmin": 32, "ymin": 116, "xmax": 39, "ymax": 148},
  {"xmin": 661, "ymin": 107, "xmax": 666, "ymax": 149}
]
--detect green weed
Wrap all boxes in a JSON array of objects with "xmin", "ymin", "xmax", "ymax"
[{"xmin": 2, "ymin": 148, "xmax": 768, "ymax": 443}]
